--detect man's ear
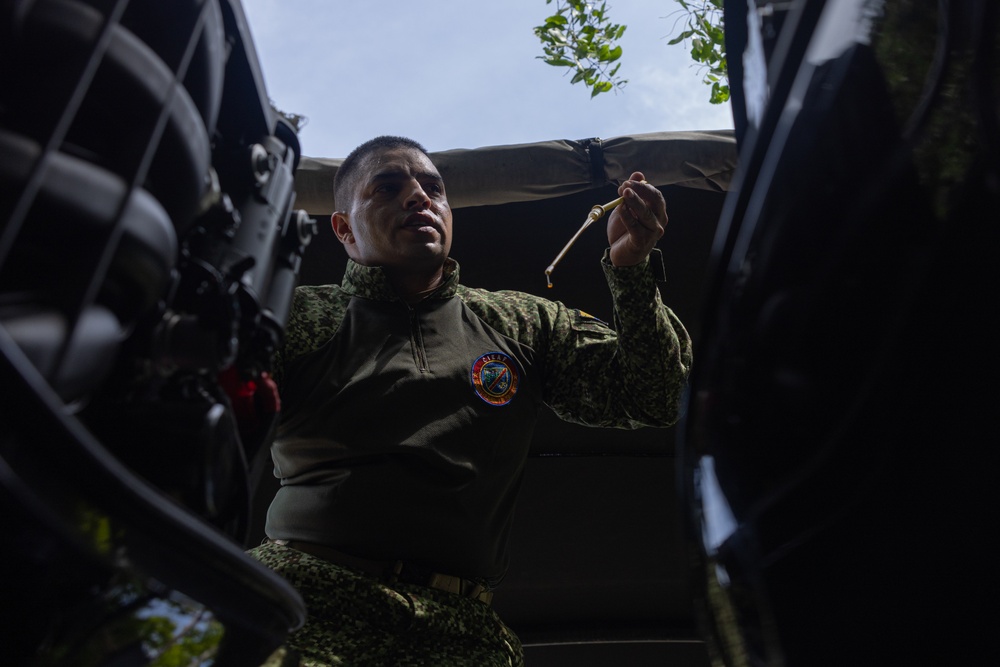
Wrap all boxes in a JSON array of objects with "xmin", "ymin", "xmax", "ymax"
[{"xmin": 331, "ymin": 211, "xmax": 354, "ymax": 246}]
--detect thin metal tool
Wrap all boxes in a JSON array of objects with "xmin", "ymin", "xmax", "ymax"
[{"xmin": 544, "ymin": 182, "xmax": 645, "ymax": 288}]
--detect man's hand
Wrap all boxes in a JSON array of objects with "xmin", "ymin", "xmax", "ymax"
[{"xmin": 607, "ymin": 171, "xmax": 667, "ymax": 267}]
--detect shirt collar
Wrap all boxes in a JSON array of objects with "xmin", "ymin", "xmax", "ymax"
[{"xmin": 340, "ymin": 258, "xmax": 460, "ymax": 301}]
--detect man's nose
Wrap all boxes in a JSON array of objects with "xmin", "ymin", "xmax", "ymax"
[{"xmin": 404, "ymin": 180, "xmax": 431, "ymax": 209}]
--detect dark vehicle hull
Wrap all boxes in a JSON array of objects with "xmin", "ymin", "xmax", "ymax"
[{"xmin": 682, "ymin": 1, "xmax": 999, "ymax": 664}]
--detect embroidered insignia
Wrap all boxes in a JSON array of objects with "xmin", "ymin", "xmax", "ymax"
[{"xmin": 471, "ymin": 352, "xmax": 519, "ymax": 406}]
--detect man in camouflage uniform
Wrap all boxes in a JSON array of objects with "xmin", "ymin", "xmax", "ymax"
[{"xmin": 248, "ymin": 136, "xmax": 692, "ymax": 666}]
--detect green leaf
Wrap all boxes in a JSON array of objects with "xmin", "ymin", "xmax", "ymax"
[
  {"xmin": 667, "ymin": 29, "xmax": 695, "ymax": 46},
  {"xmin": 532, "ymin": 0, "xmax": 630, "ymax": 100},
  {"xmin": 591, "ymin": 80, "xmax": 613, "ymax": 97}
]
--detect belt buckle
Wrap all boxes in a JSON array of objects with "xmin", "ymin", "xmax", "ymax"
[
  {"xmin": 427, "ymin": 572, "xmax": 463, "ymax": 595},
  {"xmin": 388, "ymin": 561, "xmax": 493, "ymax": 604}
]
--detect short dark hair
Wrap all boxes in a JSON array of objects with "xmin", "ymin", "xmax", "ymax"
[{"xmin": 333, "ymin": 136, "xmax": 430, "ymax": 210}]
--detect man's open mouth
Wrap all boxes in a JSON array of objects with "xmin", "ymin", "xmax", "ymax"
[{"xmin": 403, "ymin": 213, "xmax": 439, "ymax": 232}]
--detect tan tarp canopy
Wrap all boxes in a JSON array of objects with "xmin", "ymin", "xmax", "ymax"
[{"xmin": 293, "ymin": 130, "xmax": 738, "ymax": 215}]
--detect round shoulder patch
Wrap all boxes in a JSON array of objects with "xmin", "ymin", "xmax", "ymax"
[{"xmin": 470, "ymin": 352, "xmax": 519, "ymax": 406}]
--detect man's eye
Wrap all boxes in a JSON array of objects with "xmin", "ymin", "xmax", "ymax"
[{"xmin": 426, "ymin": 183, "xmax": 443, "ymax": 194}]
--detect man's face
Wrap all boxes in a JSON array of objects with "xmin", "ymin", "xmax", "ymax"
[{"xmin": 333, "ymin": 147, "xmax": 452, "ymax": 272}]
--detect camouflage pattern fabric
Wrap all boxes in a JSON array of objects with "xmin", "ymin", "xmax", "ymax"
[
  {"xmin": 248, "ymin": 541, "xmax": 523, "ymax": 667},
  {"xmin": 258, "ymin": 251, "xmax": 691, "ymax": 662},
  {"xmin": 277, "ymin": 252, "xmax": 692, "ymax": 429}
]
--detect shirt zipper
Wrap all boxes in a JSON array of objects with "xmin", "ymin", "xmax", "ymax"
[{"xmin": 408, "ymin": 305, "xmax": 429, "ymax": 372}]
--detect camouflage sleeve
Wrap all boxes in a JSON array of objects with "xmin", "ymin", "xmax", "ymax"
[
  {"xmin": 542, "ymin": 251, "xmax": 692, "ymax": 428},
  {"xmin": 461, "ymin": 251, "xmax": 692, "ymax": 429},
  {"xmin": 271, "ymin": 284, "xmax": 346, "ymax": 387}
]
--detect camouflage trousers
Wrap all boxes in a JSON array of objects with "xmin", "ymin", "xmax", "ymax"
[{"xmin": 248, "ymin": 541, "xmax": 523, "ymax": 667}]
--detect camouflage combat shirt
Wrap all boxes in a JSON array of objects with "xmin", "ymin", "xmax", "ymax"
[{"xmin": 265, "ymin": 252, "xmax": 692, "ymax": 582}]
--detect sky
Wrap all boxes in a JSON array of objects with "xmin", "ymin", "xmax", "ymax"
[{"xmin": 240, "ymin": 0, "xmax": 734, "ymax": 159}]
